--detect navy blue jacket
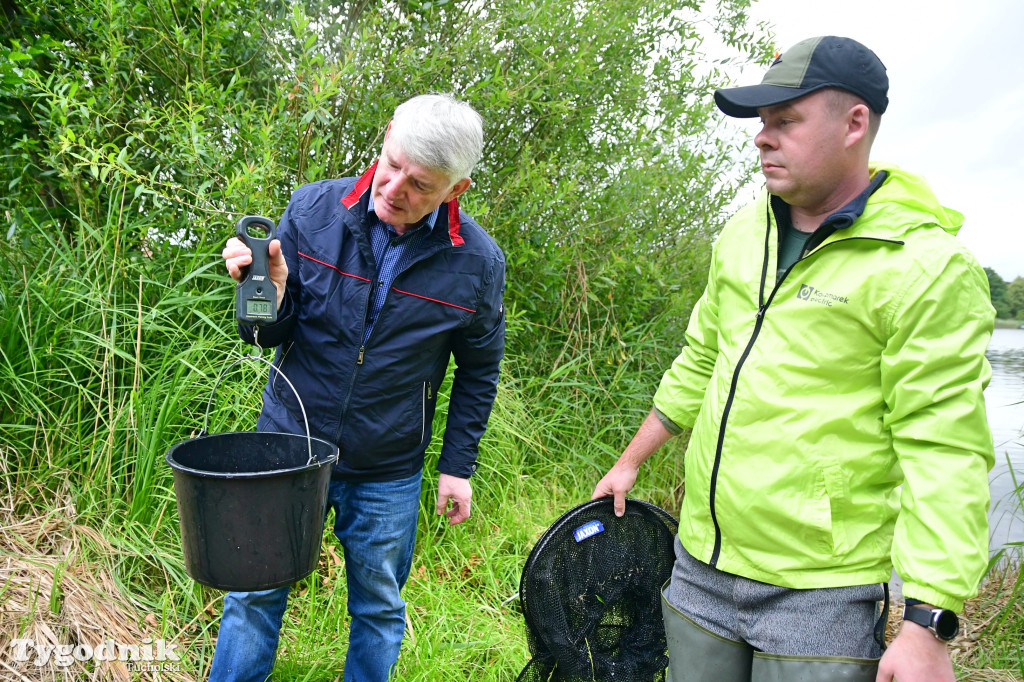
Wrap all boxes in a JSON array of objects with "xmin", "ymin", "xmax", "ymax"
[{"xmin": 242, "ymin": 163, "xmax": 506, "ymax": 481}]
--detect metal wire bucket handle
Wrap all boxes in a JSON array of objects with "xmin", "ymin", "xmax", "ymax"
[{"xmin": 200, "ymin": 329, "xmax": 317, "ymax": 467}]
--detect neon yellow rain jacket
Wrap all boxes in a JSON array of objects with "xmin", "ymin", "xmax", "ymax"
[{"xmin": 654, "ymin": 163, "xmax": 995, "ymax": 611}]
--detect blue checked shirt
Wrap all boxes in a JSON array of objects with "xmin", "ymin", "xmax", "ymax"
[{"xmin": 363, "ymin": 196, "xmax": 441, "ymax": 343}]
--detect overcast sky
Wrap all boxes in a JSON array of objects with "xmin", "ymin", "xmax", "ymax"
[{"xmin": 719, "ymin": 0, "xmax": 1024, "ymax": 281}]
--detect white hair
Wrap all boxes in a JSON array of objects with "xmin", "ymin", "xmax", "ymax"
[{"xmin": 388, "ymin": 94, "xmax": 484, "ymax": 184}]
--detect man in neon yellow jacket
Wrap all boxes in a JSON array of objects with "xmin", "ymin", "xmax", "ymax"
[{"xmin": 593, "ymin": 36, "xmax": 994, "ymax": 682}]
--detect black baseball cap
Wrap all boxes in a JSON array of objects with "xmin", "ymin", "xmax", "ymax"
[{"xmin": 715, "ymin": 36, "xmax": 889, "ymax": 118}]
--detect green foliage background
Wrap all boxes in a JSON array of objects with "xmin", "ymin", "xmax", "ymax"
[
  {"xmin": 987, "ymin": 268, "xmax": 1024, "ymax": 320},
  {"xmin": 1, "ymin": 0, "xmax": 773, "ymax": 677}
]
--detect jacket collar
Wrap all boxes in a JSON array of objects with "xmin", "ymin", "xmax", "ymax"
[
  {"xmin": 368, "ymin": 195, "xmax": 440, "ymax": 233},
  {"xmin": 770, "ymin": 170, "xmax": 889, "ymax": 253}
]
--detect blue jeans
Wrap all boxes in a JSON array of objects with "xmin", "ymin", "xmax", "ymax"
[{"xmin": 209, "ymin": 470, "xmax": 422, "ymax": 682}]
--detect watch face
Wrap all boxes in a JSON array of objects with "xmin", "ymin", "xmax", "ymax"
[{"xmin": 934, "ymin": 609, "xmax": 959, "ymax": 640}]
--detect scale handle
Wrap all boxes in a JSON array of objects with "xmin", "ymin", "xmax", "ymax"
[{"xmin": 236, "ymin": 215, "xmax": 276, "ymax": 278}]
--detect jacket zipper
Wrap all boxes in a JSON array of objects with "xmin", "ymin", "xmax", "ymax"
[
  {"xmin": 333, "ymin": 273, "xmax": 377, "ymax": 443},
  {"xmin": 355, "ymin": 273, "xmax": 380, "ymax": 367},
  {"xmin": 333, "ymin": 230, "xmax": 453, "ymax": 444},
  {"xmin": 707, "ymin": 214, "xmax": 771, "ymax": 566},
  {"xmin": 351, "ymin": 233, "xmax": 451, "ymax": 367},
  {"xmin": 706, "ymin": 210, "xmax": 903, "ymax": 566}
]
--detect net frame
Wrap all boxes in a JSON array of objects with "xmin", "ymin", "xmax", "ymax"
[{"xmin": 517, "ymin": 498, "xmax": 679, "ymax": 682}]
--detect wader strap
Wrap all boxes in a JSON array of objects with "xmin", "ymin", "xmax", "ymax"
[{"xmin": 874, "ymin": 582, "xmax": 889, "ymax": 651}]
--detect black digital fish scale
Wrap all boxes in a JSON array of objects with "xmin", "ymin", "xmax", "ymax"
[{"xmin": 235, "ymin": 215, "xmax": 278, "ymax": 325}]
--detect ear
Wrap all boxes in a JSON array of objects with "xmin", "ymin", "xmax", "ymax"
[
  {"xmin": 444, "ymin": 178, "xmax": 472, "ymax": 202},
  {"xmin": 845, "ymin": 103, "xmax": 870, "ymax": 149}
]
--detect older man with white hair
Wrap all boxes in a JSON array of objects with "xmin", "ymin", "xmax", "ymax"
[{"xmin": 214, "ymin": 94, "xmax": 505, "ymax": 681}]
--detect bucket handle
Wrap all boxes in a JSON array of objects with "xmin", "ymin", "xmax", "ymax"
[{"xmin": 201, "ymin": 328, "xmax": 318, "ymax": 467}]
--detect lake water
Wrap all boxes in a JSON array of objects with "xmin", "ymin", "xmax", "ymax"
[{"xmin": 985, "ymin": 327, "xmax": 1024, "ymax": 553}]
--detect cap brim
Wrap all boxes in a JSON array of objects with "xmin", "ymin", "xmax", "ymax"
[{"xmin": 714, "ymin": 84, "xmax": 822, "ymax": 118}]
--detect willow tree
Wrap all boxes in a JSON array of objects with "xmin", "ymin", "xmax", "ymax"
[{"xmin": 1, "ymin": 0, "xmax": 770, "ymax": 510}]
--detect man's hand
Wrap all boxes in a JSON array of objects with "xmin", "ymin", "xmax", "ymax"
[
  {"xmin": 222, "ymin": 236, "xmax": 288, "ymax": 310},
  {"xmin": 591, "ymin": 409, "xmax": 674, "ymax": 516},
  {"xmin": 436, "ymin": 473, "xmax": 472, "ymax": 525},
  {"xmin": 876, "ymin": 621, "xmax": 955, "ymax": 682},
  {"xmin": 592, "ymin": 463, "xmax": 640, "ymax": 517}
]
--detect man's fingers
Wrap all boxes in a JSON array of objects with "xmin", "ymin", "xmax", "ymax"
[
  {"xmin": 592, "ymin": 468, "xmax": 634, "ymax": 516},
  {"xmin": 267, "ymin": 239, "xmax": 288, "ymax": 298},
  {"xmin": 614, "ymin": 490, "xmax": 626, "ymax": 517},
  {"xmin": 436, "ymin": 493, "xmax": 471, "ymax": 525},
  {"xmin": 222, "ymin": 237, "xmax": 253, "ymax": 283},
  {"xmin": 446, "ymin": 499, "xmax": 471, "ymax": 525},
  {"xmin": 436, "ymin": 474, "xmax": 472, "ymax": 526},
  {"xmin": 268, "ymin": 238, "xmax": 283, "ymax": 260},
  {"xmin": 225, "ymin": 255, "xmax": 251, "ymax": 281},
  {"xmin": 268, "ymin": 239, "xmax": 286, "ymax": 273}
]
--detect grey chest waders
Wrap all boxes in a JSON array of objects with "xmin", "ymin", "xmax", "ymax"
[
  {"xmin": 661, "ymin": 593, "xmax": 752, "ymax": 681},
  {"xmin": 661, "ymin": 593, "xmax": 880, "ymax": 682}
]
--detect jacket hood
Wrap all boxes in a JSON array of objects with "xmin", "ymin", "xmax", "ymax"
[{"xmin": 868, "ymin": 161, "xmax": 964, "ymax": 237}]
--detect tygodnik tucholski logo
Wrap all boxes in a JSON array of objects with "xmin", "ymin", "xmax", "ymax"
[
  {"xmin": 9, "ymin": 636, "xmax": 181, "ymax": 672},
  {"xmin": 797, "ymin": 283, "xmax": 850, "ymax": 308}
]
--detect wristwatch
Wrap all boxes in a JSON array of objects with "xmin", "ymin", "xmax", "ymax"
[{"xmin": 902, "ymin": 599, "xmax": 959, "ymax": 641}]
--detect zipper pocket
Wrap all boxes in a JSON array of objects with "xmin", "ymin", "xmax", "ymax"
[{"xmin": 420, "ymin": 381, "xmax": 432, "ymax": 445}]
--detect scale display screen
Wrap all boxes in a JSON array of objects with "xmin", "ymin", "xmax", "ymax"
[{"xmin": 246, "ymin": 299, "xmax": 273, "ymax": 317}]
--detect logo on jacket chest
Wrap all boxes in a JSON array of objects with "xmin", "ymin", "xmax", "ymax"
[{"xmin": 796, "ymin": 283, "xmax": 850, "ymax": 307}]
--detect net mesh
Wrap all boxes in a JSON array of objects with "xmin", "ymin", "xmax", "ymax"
[{"xmin": 517, "ymin": 498, "xmax": 678, "ymax": 682}]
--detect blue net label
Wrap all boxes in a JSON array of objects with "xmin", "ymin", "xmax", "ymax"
[{"xmin": 573, "ymin": 520, "xmax": 605, "ymax": 543}]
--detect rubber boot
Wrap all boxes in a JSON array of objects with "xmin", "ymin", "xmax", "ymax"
[
  {"xmin": 661, "ymin": 589, "xmax": 752, "ymax": 682},
  {"xmin": 750, "ymin": 651, "xmax": 879, "ymax": 682}
]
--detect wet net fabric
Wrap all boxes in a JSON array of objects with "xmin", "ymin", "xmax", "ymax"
[{"xmin": 517, "ymin": 498, "xmax": 678, "ymax": 682}]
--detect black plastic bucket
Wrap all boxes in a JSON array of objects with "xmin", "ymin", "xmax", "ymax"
[
  {"xmin": 166, "ymin": 431, "xmax": 337, "ymax": 591},
  {"xmin": 166, "ymin": 351, "xmax": 338, "ymax": 591}
]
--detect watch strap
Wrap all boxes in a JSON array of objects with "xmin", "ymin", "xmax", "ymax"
[
  {"xmin": 902, "ymin": 603, "xmax": 933, "ymax": 630},
  {"xmin": 903, "ymin": 602, "xmax": 959, "ymax": 641}
]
